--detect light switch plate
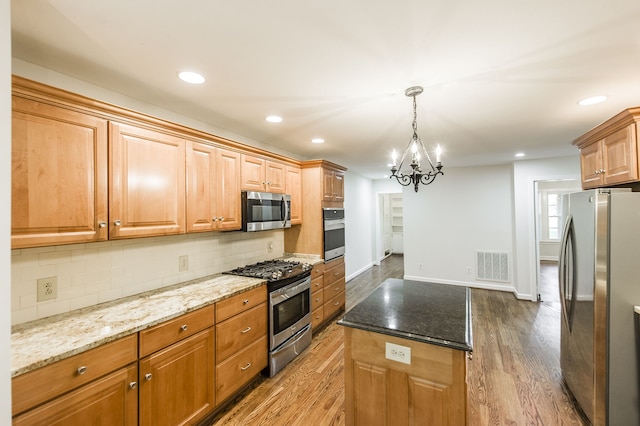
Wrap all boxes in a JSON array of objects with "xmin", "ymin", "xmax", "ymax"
[{"xmin": 385, "ymin": 342, "xmax": 411, "ymax": 365}]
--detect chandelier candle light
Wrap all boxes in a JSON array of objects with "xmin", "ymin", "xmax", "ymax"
[{"xmin": 390, "ymin": 86, "xmax": 443, "ymax": 192}]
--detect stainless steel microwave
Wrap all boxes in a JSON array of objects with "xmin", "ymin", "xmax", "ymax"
[{"xmin": 242, "ymin": 191, "xmax": 291, "ymax": 232}]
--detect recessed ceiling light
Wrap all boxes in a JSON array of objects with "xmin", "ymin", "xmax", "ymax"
[
  {"xmin": 515, "ymin": 152, "xmax": 525, "ymax": 158},
  {"xmin": 266, "ymin": 115, "xmax": 283, "ymax": 123},
  {"xmin": 311, "ymin": 138, "xmax": 325, "ymax": 144},
  {"xmin": 178, "ymin": 71, "xmax": 205, "ymax": 84},
  {"xmin": 578, "ymin": 95, "xmax": 607, "ymax": 106}
]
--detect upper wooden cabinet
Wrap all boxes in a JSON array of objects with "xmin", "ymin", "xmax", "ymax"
[
  {"xmin": 323, "ymin": 168, "xmax": 345, "ymax": 202},
  {"xmin": 186, "ymin": 142, "xmax": 242, "ymax": 232},
  {"xmin": 109, "ymin": 122, "xmax": 186, "ymax": 239},
  {"xmin": 285, "ymin": 165, "xmax": 303, "ymax": 225},
  {"xmin": 241, "ymin": 154, "xmax": 286, "ymax": 193},
  {"xmin": 11, "ymin": 96, "xmax": 109, "ymax": 248},
  {"xmin": 573, "ymin": 107, "xmax": 640, "ymax": 189}
]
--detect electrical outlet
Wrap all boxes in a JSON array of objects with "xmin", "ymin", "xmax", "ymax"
[
  {"xmin": 268, "ymin": 241, "xmax": 274, "ymax": 253},
  {"xmin": 466, "ymin": 266, "xmax": 472, "ymax": 274},
  {"xmin": 179, "ymin": 255, "xmax": 189, "ymax": 272},
  {"xmin": 385, "ymin": 342, "xmax": 411, "ymax": 365},
  {"xmin": 37, "ymin": 277, "xmax": 58, "ymax": 302}
]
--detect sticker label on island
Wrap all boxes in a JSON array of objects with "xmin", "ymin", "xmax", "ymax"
[{"xmin": 385, "ymin": 342, "xmax": 411, "ymax": 365}]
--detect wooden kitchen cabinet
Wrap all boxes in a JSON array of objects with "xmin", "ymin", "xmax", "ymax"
[
  {"xmin": 323, "ymin": 257, "xmax": 346, "ymax": 323},
  {"xmin": 215, "ymin": 286, "xmax": 268, "ymax": 405},
  {"xmin": 344, "ymin": 327, "xmax": 468, "ymax": 426},
  {"xmin": 310, "ymin": 263, "xmax": 325, "ymax": 330},
  {"xmin": 241, "ymin": 154, "xmax": 286, "ymax": 193},
  {"xmin": 573, "ymin": 107, "xmax": 640, "ymax": 189},
  {"xmin": 11, "ymin": 94, "xmax": 108, "ymax": 248},
  {"xmin": 186, "ymin": 141, "xmax": 242, "ymax": 232},
  {"xmin": 323, "ymin": 167, "xmax": 345, "ymax": 202},
  {"xmin": 138, "ymin": 306, "xmax": 215, "ymax": 426},
  {"xmin": 109, "ymin": 121, "xmax": 186, "ymax": 239},
  {"xmin": 12, "ymin": 335, "xmax": 138, "ymax": 423},
  {"xmin": 286, "ymin": 165, "xmax": 303, "ymax": 225}
]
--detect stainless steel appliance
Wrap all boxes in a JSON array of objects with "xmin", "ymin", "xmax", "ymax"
[
  {"xmin": 224, "ymin": 259, "xmax": 312, "ymax": 377},
  {"xmin": 559, "ymin": 188, "xmax": 640, "ymax": 425},
  {"xmin": 323, "ymin": 208, "xmax": 345, "ymax": 261},
  {"xmin": 242, "ymin": 191, "xmax": 291, "ymax": 232}
]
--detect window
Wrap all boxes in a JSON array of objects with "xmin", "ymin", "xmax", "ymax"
[{"xmin": 547, "ymin": 193, "xmax": 560, "ymax": 240}]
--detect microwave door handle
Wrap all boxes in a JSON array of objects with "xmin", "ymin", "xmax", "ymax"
[{"xmin": 281, "ymin": 196, "xmax": 289, "ymax": 224}]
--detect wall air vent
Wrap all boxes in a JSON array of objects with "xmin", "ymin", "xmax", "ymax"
[{"xmin": 476, "ymin": 251, "xmax": 510, "ymax": 283}]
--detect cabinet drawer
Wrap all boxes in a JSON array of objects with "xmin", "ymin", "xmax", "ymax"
[
  {"xmin": 311, "ymin": 307, "xmax": 324, "ymax": 331},
  {"xmin": 216, "ymin": 335, "xmax": 268, "ymax": 404},
  {"xmin": 216, "ymin": 303, "xmax": 267, "ymax": 362},
  {"xmin": 216, "ymin": 286, "xmax": 267, "ymax": 323},
  {"xmin": 312, "ymin": 263, "xmax": 325, "ymax": 277},
  {"xmin": 311, "ymin": 274, "xmax": 324, "ymax": 293},
  {"xmin": 12, "ymin": 334, "xmax": 137, "ymax": 416},
  {"xmin": 324, "ymin": 258, "xmax": 345, "ymax": 287},
  {"xmin": 324, "ymin": 291, "xmax": 345, "ymax": 321},
  {"xmin": 324, "ymin": 279, "xmax": 345, "ymax": 300},
  {"xmin": 139, "ymin": 305, "xmax": 214, "ymax": 357},
  {"xmin": 311, "ymin": 288, "xmax": 324, "ymax": 311}
]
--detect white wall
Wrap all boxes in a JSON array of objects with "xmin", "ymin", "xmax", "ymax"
[
  {"xmin": 403, "ymin": 165, "xmax": 515, "ymax": 291},
  {"xmin": 344, "ymin": 171, "xmax": 376, "ymax": 280},
  {"xmin": 2, "ymin": 0, "xmax": 12, "ymax": 419},
  {"xmin": 512, "ymin": 156, "xmax": 580, "ymax": 299}
]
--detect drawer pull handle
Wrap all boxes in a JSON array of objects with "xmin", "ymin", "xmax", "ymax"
[
  {"xmin": 180, "ymin": 324, "xmax": 188, "ymax": 331},
  {"xmin": 145, "ymin": 373, "xmax": 152, "ymax": 381},
  {"xmin": 334, "ymin": 287, "xmax": 339, "ymax": 291},
  {"xmin": 241, "ymin": 326, "xmax": 252, "ymax": 334},
  {"xmin": 77, "ymin": 366, "xmax": 87, "ymax": 375},
  {"xmin": 334, "ymin": 301, "xmax": 340, "ymax": 306},
  {"xmin": 243, "ymin": 299, "xmax": 249, "ymax": 305},
  {"xmin": 98, "ymin": 222, "xmax": 107, "ymax": 228},
  {"xmin": 334, "ymin": 272, "xmax": 340, "ymax": 276},
  {"xmin": 129, "ymin": 381, "xmax": 137, "ymax": 390},
  {"xmin": 240, "ymin": 362, "xmax": 252, "ymax": 371},
  {"xmin": 114, "ymin": 220, "xmax": 121, "ymax": 226}
]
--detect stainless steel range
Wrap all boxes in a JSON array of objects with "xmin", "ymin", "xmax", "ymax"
[{"xmin": 224, "ymin": 259, "xmax": 313, "ymax": 377}]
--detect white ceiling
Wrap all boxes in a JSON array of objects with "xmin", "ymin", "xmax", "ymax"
[{"xmin": 10, "ymin": 0, "xmax": 640, "ymax": 179}]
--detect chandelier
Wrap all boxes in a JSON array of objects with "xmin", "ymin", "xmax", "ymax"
[{"xmin": 389, "ymin": 86, "xmax": 443, "ymax": 192}]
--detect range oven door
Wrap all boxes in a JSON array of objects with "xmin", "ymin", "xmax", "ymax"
[
  {"xmin": 323, "ymin": 208, "xmax": 345, "ymax": 261},
  {"xmin": 242, "ymin": 191, "xmax": 291, "ymax": 232},
  {"xmin": 269, "ymin": 275, "xmax": 311, "ymax": 350}
]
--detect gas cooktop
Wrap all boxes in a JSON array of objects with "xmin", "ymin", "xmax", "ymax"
[{"xmin": 223, "ymin": 259, "xmax": 312, "ymax": 282}]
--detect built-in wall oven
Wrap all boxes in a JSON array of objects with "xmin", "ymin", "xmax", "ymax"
[
  {"xmin": 223, "ymin": 260, "xmax": 312, "ymax": 377},
  {"xmin": 323, "ymin": 208, "xmax": 345, "ymax": 261}
]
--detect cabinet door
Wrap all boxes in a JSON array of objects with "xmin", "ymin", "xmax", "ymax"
[
  {"xmin": 217, "ymin": 148, "xmax": 242, "ymax": 230},
  {"xmin": 603, "ymin": 124, "xmax": 638, "ymax": 185},
  {"xmin": 286, "ymin": 165, "xmax": 302, "ymax": 224},
  {"xmin": 333, "ymin": 171, "xmax": 345, "ymax": 201},
  {"xmin": 265, "ymin": 160, "xmax": 286, "ymax": 193},
  {"xmin": 110, "ymin": 122, "xmax": 185, "ymax": 238},
  {"xmin": 139, "ymin": 329, "xmax": 215, "ymax": 426},
  {"xmin": 580, "ymin": 142, "xmax": 603, "ymax": 189},
  {"xmin": 322, "ymin": 169, "xmax": 336, "ymax": 201},
  {"xmin": 13, "ymin": 364, "xmax": 137, "ymax": 426},
  {"xmin": 186, "ymin": 141, "xmax": 217, "ymax": 232},
  {"xmin": 241, "ymin": 154, "xmax": 266, "ymax": 191},
  {"xmin": 11, "ymin": 97, "xmax": 108, "ymax": 248}
]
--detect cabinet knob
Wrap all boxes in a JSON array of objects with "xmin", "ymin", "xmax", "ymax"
[
  {"xmin": 219, "ymin": 217, "xmax": 225, "ymax": 221},
  {"xmin": 241, "ymin": 326, "xmax": 252, "ymax": 334},
  {"xmin": 77, "ymin": 366, "xmax": 87, "ymax": 375},
  {"xmin": 334, "ymin": 301, "xmax": 340, "ymax": 306},
  {"xmin": 145, "ymin": 373, "xmax": 152, "ymax": 381},
  {"xmin": 467, "ymin": 352, "xmax": 473, "ymax": 360},
  {"xmin": 180, "ymin": 324, "xmax": 188, "ymax": 331},
  {"xmin": 243, "ymin": 299, "xmax": 249, "ymax": 305},
  {"xmin": 129, "ymin": 381, "xmax": 137, "ymax": 390},
  {"xmin": 98, "ymin": 222, "xmax": 107, "ymax": 228},
  {"xmin": 114, "ymin": 220, "xmax": 121, "ymax": 226},
  {"xmin": 240, "ymin": 362, "xmax": 252, "ymax": 371},
  {"xmin": 212, "ymin": 217, "xmax": 218, "ymax": 222}
]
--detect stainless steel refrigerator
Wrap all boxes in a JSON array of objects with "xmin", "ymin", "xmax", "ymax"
[{"xmin": 559, "ymin": 188, "xmax": 640, "ymax": 425}]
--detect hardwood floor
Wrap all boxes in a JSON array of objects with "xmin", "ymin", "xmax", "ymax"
[{"xmin": 205, "ymin": 255, "xmax": 586, "ymax": 425}]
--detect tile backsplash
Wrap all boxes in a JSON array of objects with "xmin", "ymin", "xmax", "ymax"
[{"xmin": 11, "ymin": 230, "xmax": 285, "ymax": 325}]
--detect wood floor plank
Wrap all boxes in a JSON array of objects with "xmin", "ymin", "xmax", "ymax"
[{"xmin": 204, "ymin": 258, "xmax": 587, "ymax": 425}]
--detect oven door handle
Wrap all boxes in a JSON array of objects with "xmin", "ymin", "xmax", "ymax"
[
  {"xmin": 324, "ymin": 219, "xmax": 345, "ymax": 231},
  {"xmin": 270, "ymin": 278, "xmax": 311, "ymax": 304}
]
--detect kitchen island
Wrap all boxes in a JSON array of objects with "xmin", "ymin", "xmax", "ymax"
[{"xmin": 338, "ymin": 278, "xmax": 473, "ymax": 426}]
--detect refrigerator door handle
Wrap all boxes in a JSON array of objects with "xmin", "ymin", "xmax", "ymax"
[{"xmin": 559, "ymin": 215, "xmax": 577, "ymax": 331}]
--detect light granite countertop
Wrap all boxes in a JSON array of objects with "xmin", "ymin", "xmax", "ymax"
[{"xmin": 11, "ymin": 273, "xmax": 265, "ymax": 378}]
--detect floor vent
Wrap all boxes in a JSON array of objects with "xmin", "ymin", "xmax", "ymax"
[{"xmin": 476, "ymin": 251, "xmax": 510, "ymax": 283}]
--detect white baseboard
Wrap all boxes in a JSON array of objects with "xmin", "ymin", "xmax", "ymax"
[
  {"xmin": 403, "ymin": 274, "xmax": 515, "ymax": 293},
  {"xmin": 346, "ymin": 262, "xmax": 374, "ymax": 282}
]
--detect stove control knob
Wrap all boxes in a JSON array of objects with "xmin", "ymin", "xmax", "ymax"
[{"xmin": 302, "ymin": 263, "xmax": 311, "ymax": 270}]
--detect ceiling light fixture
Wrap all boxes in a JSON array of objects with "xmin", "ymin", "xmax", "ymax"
[
  {"xmin": 178, "ymin": 71, "xmax": 205, "ymax": 84},
  {"xmin": 578, "ymin": 95, "xmax": 607, "ymax": 106},
  {"xmin": 311, "ymin": 138, "xmax": 325, "ymax": 144},
  {"xmin": 515, "ymin": 152, "xmax": 525, "ymax": 158},
  {"xmin": 266, "ymin": 115, "xmax": 283, "ymax": 123},
  {"xmin": 390, "ymin": 86, "xmax": 443, "ymax": 192}
]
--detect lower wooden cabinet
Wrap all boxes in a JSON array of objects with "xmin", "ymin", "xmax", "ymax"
[
  {"xmin": 312, "ymin": 257, "xmax": 345, "ymax": 332},
  {"xmin": 139, "ymin": 328, "xmax": 215, "ymax": 426},
  {"xmin": 344, "ymin": 327, "xmax": 468, "ymax": 426}
]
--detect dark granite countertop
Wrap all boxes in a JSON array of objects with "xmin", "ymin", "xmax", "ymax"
[{"xmin": 337, "ymin": 278, "xmax": 473, "ymax": 352}]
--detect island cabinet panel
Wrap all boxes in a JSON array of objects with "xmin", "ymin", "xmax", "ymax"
[
  {"xmin": 139, "ymin": 328, "xmax": 215, "ymax": 426},
  {"xmin": 109, "ymin": 121, "xmax": 186, "ymax": 239},
  {"xmin": 186, "ymin": 141, "xmax": 241, "ymax": 232},
  {"xmin": 11, "ymin": 96, "xmax": 108, "ymax": 248},
  {"xmin": 344, "ymin": 327, "xmax": 467, "ymax": 426}
]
